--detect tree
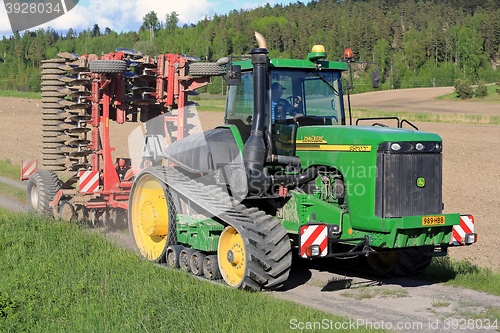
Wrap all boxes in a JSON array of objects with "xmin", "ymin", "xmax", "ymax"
[
  {"xmin": 104, "ymin": 27, "xmax": 112, "ymax": 35},
  {"xmin": 142, "ymin": 11, "xmax": 160, "ymax": 32},
  {"xmin": 166, "ymin": 12, "xmax": 179, "ymax": 35},
  {"xmin": 454, "ymin": 78, "xmax": 473, "ymax": 99},
  {"xmin": 142, "ymin": 11, "xmax": 159, "ymax": 42},
  {"xmin": 92, "ymin": 24, "xmax": 100, "ymax": 37},
  {"xmin": 14, "ymin": 42, "xmax": 23, "ymax": 71}
]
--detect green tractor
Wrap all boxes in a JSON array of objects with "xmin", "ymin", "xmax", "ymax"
[{"xmin": 128, "ymin": 33, "xmax": 476, "ymax": 290}]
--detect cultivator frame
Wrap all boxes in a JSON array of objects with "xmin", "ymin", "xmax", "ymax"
[{"xmin": 28, "ymin": 49, "xmax": 219, "ymax": 224}]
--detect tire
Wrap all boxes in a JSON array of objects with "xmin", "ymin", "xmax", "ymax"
[
  {"xmin": 26, "ymin": 170, "xmax": 61, "ymax": 216},
  {"xmin": 89, "ymin": 60, "xmax": 127, "ymax": 74},
  {"xmin": 128, "ymin": 173, "xmax": 178, "ymax": 262},
  {"xmin": 188, "ymin": 62, "xmax": 224, "ymax": 76},
  {"xmin": 366, "ymin": 248, "xmax": 432, "ymax": 276}
]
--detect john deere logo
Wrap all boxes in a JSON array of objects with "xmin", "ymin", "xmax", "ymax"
[{"xmin": 417, "ymin": 177, "xmax": 425, "ymax": 188}]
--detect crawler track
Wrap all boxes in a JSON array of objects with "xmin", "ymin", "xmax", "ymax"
[{"xmin": 142, "ymin": 166, "xmax": 292, "ymax": 291}]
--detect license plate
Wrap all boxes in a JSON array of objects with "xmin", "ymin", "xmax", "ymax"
[{"xmin": 422, "ymin": 216, "xmax": 445, "ymax": 226}]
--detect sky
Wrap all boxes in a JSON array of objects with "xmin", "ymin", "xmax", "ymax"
[{"xmin": 0, "ymin": 0, "xmax": 311, "ymax": 38}]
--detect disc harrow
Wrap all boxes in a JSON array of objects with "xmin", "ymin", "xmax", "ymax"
[{"xmin": 33, "ymin": 48, "xmax": 224, "ymax": 227}]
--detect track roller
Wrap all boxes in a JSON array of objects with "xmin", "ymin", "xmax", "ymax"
[
  {"xmin": 166, "ymin": 245, "xmax": 184, "ymax": 268},
  {"xmin": 203, "ymin": 255, "xmax": 222, "ymax": 280},
  {"xmin": 179, "ymin": 248, "xmax": 197, "ymax": 272},
  {"xmin": 190, "ymin": 252, "xmax": 206, "ymax": 276}
]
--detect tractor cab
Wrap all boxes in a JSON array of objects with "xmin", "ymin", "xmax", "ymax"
[{"xmin": 224, "ymin": 52, "xmax": 347, "ymax": 156}]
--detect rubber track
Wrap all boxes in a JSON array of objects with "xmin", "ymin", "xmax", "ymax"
[{"xmin": 145, "ymin": 166, "xmax": 292, "ymax": 291}]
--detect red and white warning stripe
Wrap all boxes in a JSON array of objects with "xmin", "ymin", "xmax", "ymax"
[
  {"xmin": 21, "ymin": 159, "xmax": 37, "ymax": 180},
  {"xmin": 300, "ymin": 224, "xmax": 328, "ymax": 258},
  {"xmin": 452, "ymin": 215, "xmax": 474, "ymax": 245},
  {"xmin": 79, "ymin": 171, "xmax": 99, "ymax": 193}
]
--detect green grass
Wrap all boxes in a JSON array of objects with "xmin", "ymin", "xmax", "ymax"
[
  {"xmin": 0, "ymin": 159, "xmax": 21, "ymax": 180},
  {"xmin": 190, "ymin": 94, "xmax": 226, "ymax": 112},
  {"xmin": 0, "ymin": 90, "xmax": 42, "ymax": 100},
  {"xmin": 0, "ymin": 210, "xmax": 380, "ymax": 333},
  {"xmin": 435, "ymin": 84, "xmax": 500, "ymax": 102},
  {"xmin": 352, "ymin": 109, "xmax": 500, "ymax": 125},
  {"xmin": 0, "ymin": 183, "xmax": 25, "ymax": 203},
  {"xmin": 419, "ymin": 257, "xmax": 500, "ymax": 296}
]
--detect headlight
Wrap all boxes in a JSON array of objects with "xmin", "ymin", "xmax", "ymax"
[
  {"xmin": 391, "ymin": 143, "xmax": 401, "ymax": 151},
  {"xmin": 416, "ymin": 143, "xmax": 424, "ymax": 151}
]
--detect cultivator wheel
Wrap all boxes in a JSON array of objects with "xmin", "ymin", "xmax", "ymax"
[
  {"xmin": 188, "ymin": 62, "xmax": 225, "ymax": 76},
  {"xmin": 128, "ymin": 173, "xmax": 178, "ymax": 262},
  {"xmin": 89, "ymin": 60, "xmax": 127, "ymax": 74},
  {"xmin": 366, "ymin": 248, "xmax": 432, "ymax": 276},
  {"xmin": 26, "ymin": 170, "xmax": 61, "ymax": 216}
]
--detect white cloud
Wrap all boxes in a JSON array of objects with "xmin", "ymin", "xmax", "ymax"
[{"xmin": 0, "ymin": 0, "xmax": 216, "ymax": 37}]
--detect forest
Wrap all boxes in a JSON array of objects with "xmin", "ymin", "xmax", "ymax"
[{"xmin": 0, "ymin": 0, "xmax": 499, "ymax": 94}]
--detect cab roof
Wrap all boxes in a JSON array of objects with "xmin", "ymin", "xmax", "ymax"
[{"xmin": 235, "ymin": 58, "xmax": 348, "ymax": 71}]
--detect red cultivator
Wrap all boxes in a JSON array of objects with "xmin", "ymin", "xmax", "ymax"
[{"xmin": 24, "ymin": 49, "xmax": 222, "ymax": 225}]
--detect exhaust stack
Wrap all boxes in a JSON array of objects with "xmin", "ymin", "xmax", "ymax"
[{"xmin": 242, "ymin": 32, "xmax": 270, "ymax": 195}]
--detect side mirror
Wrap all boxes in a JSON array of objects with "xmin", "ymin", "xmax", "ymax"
[
  {"xmin": 371, "ymin": 70, "xmax": 379, "ymax": 88},
  {"xmin": 226, "ymin": 65, "xmax": 241, "ymax": 86}
]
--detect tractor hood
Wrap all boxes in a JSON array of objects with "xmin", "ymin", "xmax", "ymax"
[
  {"xmin": 295, "ymin": 125, "xmax": 442, "ymax": 169},
  {"xmin": 296, "ymin": 125, "xmax": 441, "ymax": 151}
]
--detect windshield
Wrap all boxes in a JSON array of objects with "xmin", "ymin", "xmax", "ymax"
[
  {"xmin": 269, "ymin": 69, "xmax": 344, "ymax": 126},
  {"xmin": 225, "ymin": 69, "xmax": 344, "ymax": 144}
]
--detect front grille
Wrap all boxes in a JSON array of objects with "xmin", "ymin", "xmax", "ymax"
[{"xmin": 375, "ymin": 152, "xmax": 442, "ymax": 218}]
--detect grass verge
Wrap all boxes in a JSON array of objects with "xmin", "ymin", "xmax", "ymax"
[
  {"xmin": 0, "ymin": 159, "xmax": 20, "ymax": 180},
  {"xmin": 0, "ymin": 210, "xmax": 380, "ymax": 333},
  {"xmin": 0, "ymin": 90, "xmax": 42, "ymax": 100},
  {"xmin": 352, "ymin": 109, "xmax": 500, "ymax": 125},
  {"xmin": 419, "ymin": 257, "xmax": 500, "ymax": 296},
  {"xmin": 190, "ymin": 94, "xmax": 226, "ymax": 112}
]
